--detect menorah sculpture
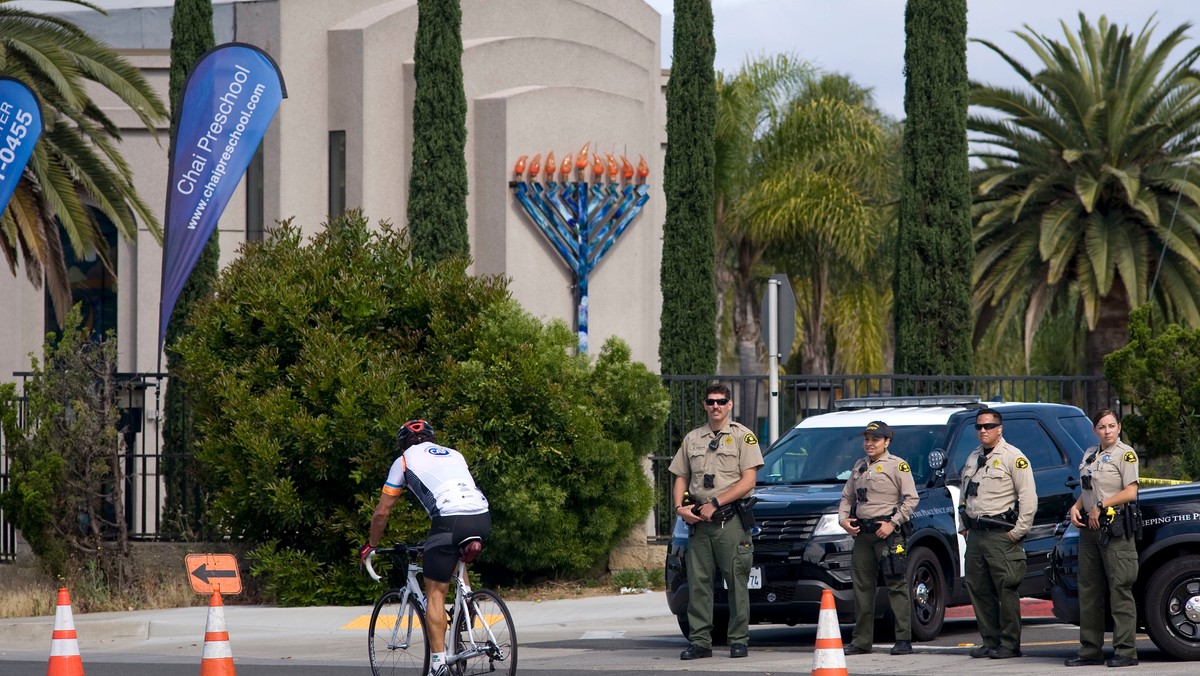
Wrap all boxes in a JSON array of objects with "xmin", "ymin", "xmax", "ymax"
[{"xmin": 509, "ymin": 142, "xmax": 650, "ymax": 354}]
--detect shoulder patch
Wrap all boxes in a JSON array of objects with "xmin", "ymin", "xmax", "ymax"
[
  {"xmin": 1123, "ymin": 451, "xmax": 1137, "ymax": 463},
  {"xmin": 1015, "ymin": 457, "xmax": 1029, "ymax": 470},
  {"xmin": 898, "ymin": 461, "xmax": 910, "ymax": 473},
  {"xmin": 744, "ymin": 433, "xmax": 758, "ymax": 446}
]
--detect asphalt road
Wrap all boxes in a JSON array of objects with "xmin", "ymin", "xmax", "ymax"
[{"xmin": 0, "ymin": 594, "xmax": 1192, "ymax": 675}]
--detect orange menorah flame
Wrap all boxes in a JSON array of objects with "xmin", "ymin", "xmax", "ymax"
[
  {"xmin": 527, "ymin": 153, "xmax": 541, "ymax": 177},
  {"xmin": 560, "ymin": 153, "xmax": 573, "ymax": 176},
  {"xmin": 544, "ymin": 151, "xmax": 556, "ymax": 179},
  {"xmin": 592, "ymin": 154, "xmax": 604, "ymax": 177},
  {"xmin": 637, "ymin": 155, "xmax": 649, "ymax": 181},
  {"xmin": 621, "ymin": 155, "xmax": 634, "ymax": 180},
  {"xmin": 576, "ymin": 142, "xmax": 590, "ymax": 170},
  {"xmin": 606, "ymin": 153, "xmax": 619, "ymax": 180},
  {"xmin": 512, "ymin": 155, "xmax": 527, "ymax": 176}
]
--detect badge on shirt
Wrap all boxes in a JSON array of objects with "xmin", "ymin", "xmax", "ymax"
[
  {"xmin": 1124, "ymin": 451, "xmax": 1137, "ymax": 463},
  {"xmin": 744, "ymin": 433, "xmax": 758, "ymax": 445},
  {"xmin": 1015, "ymin": 458, "xmax": 1029, "ymax": 469},
  {"xmin": 993, "ymin": 458, "xmax": 1001, "ymax": 468},
  {"xmin": 874, "ymin": 465, "xmax": 883, "ymax": 472},
  {"xmin": 899, "ymin": 462, "xmax": 911, "ymax": 473},
  {"xmin": 1102, "ymin": 454, "xmax": 1111, "ymax": 463}
]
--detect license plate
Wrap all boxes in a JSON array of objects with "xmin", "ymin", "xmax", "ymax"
[
  {"xmin": 726, "ymin": 566, "xmax": 763, "ymax": 589},
  {"xmin": 748, "ymin": 566, "xmax": 762, "ymax": 589}
]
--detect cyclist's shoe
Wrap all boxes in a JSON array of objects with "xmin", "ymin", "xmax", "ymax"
[{"xmin": 428, "ymin": 665, "xmax": 450, "ymax": 676}]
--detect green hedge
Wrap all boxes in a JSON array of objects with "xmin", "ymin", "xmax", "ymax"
[{"xmin": 175, "ymin": 211, "xmax": 667, "ymax": 604}]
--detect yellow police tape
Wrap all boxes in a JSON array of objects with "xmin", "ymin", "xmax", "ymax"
[{"xmin": 1139, "ymin": 476, "xmax": 1194, "ymax": 486}]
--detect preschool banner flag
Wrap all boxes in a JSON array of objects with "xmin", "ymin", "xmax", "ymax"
[
  {"xmin": 159, "ymin": 42, "xmax": 286, "ymax": 350},
  {"xmin": 0, "ymin": 77, "xmax": 43, "ymax": 215}
]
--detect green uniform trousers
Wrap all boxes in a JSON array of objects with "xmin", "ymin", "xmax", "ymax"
[
  {"xmin": 1077, "ymin": 527, "xmax": 1139, "ymax": 660},
  {"xmin": 964, "ymin": 529, "xmax": 1026, "ymax": 650},
  {"xmin": 685, "ymin": 518, "xmax": 754, "ymax": 647},
  {"xmin": 849, "ymin": 530, "xmax": 911, "ymax": 650}
]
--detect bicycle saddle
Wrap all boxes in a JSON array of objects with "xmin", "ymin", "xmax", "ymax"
[{"xmin": 458, "ymin": 536, "xmax": 484, "ymax": 563}]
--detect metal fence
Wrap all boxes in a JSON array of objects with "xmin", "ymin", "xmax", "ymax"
[
  {"xmin": 0, "ymin": 372, "xmax": 193, "ymax": 563},
  {"xmin": 649, "ymin": 373, "xmax": 1117, "ymax": 540},
  {"xmin": 1, "ymin": 371, "xmax": 1116, "ymax": 561}
]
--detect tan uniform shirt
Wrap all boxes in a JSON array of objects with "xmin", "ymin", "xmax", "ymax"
[
  {"xmin": 960, "ymin": 437, "xmax": 1038, "ymax": 539},
  {"xmin": 1080, "ymin": 441, "xmax": 1139, "ymax": 508},
  {"xmin": 837, "ymin": 451, "xmax": 920, "ymax": 526},
  {"xmin": 668, "ymin": 420, "xmax": 764, "ymax": 502}
]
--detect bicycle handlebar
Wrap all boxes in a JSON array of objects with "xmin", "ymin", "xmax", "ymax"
[
  {"xmin": 365, "ymin": 549, "xmax": 384, "ymax": 582},
  {"xmin": 365, "ymin": 544, "xmax": 424, "ymax": 583}
]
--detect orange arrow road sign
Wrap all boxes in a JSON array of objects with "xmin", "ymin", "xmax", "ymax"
[{"xmin": 186, "ymin": 554, "xmax": 243, "ymax": 595}]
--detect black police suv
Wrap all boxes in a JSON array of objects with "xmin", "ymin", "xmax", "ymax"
[
  {"xmin": 664, "ymin": 396, "xmax": 1096, "ymax": 642},
  {"xmin": 1047, "ymin": 481, "xmax": 1200, "ymax": 660}
]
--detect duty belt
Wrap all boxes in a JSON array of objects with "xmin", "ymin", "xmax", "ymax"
[{"xmin": 967, "ymin": 513, "xmax": 1015, "ymax": 531}]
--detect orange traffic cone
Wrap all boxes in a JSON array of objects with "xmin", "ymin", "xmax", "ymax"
[
  {"xmin": 811, "ymin": 589, "xmax": 848, "ymax": 676},
  {"xmin": 47, "ymin": 587, "xmax": 85, "ymax": 676},
  {"xmin": 200, "ymin": 589, "xmax": 236, "ymax": 675}
]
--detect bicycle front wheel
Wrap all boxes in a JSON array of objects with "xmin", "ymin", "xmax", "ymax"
[
  {"xmin": 369, "ymin": 589, "xmax": 429, "ymax": 676},
  {"xmin": 451, "ymin": 588, "xmax": 517, "ymax": 676}
]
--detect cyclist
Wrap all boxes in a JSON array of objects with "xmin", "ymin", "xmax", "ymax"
[{"xmin": 361, "ymin": 419, "xmax": 492, "ymax": 676}]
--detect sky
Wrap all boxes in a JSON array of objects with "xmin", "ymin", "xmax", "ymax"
[{"xmin": 644, "ymin": 0, "xmax": 1197, "ymax": 121}]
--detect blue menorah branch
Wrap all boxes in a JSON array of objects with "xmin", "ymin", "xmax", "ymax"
[{"xmin": 510, "ymin": 147, "xmax": 650, "ymax": 354}]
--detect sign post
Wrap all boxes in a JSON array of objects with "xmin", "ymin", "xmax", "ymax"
[{"xmin": 760, "ymin": 274, "xmax": 796, "ymax": 444}]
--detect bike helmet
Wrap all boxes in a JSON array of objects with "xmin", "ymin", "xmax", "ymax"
[{"xmin": 395, "ymin": 419, "xmax": 435, "ymax": 451}]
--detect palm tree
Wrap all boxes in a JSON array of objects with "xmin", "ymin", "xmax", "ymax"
[
  {"xmin": 734, "ymin": 73, "xmax": 900, "ymax": 375},
  {"xmin": 970, "ymin": 13, "xmax": 1200, "ymax": 380},
  {"xmin": 0, "ymin": 0, "xmax": 168, "ymax": 325},
  {"xmin": 713, "ymin": 53, "xmax": 814, "ymax": 374}
]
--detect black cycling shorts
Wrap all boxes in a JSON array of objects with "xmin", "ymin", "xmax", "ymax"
[{"xmin": 424, "ymin": 512, "xmax": 492, "ymax": 582}]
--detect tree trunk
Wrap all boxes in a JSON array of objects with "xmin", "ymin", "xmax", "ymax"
[
  {"xmin": 731, "ymin": 238, "xmax": 766, "ymax": 375},
  {"xmin": 1084, "ymin": 282, "xmax": 1131, "ymax": 412},
  {"xmin": 800, "ymin": 255, "xmax": 830, "ymax": 375}
]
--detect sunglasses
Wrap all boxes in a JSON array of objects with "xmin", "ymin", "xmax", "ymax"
[
  {"xmin": 704, "ymin": 398, "xmax": 730, "ymax": 406},
  {"xmin": 974, "ymin": 422, "xmax": 1001, "ymax": 431}
]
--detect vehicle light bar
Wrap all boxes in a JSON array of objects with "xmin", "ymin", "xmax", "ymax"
[{"xmin": 833, "ymin": 395, "xmax": 983, "ymax": 409}]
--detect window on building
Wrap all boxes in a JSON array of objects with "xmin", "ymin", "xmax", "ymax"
[
  {"xmin": 45, "ymin": 211, "xmax": 118, "ymax": 341},
  {"xmin": 246, "ymin": 143, "xmax": 265, "ymax": 241},
  {"xmin": 329, "ymin": 130, "xmax": 346, "ymax": 218}
]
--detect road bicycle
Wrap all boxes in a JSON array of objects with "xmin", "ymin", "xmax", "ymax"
[{"xmin": 365, "ymin": 540, "xmax": 517, "ymax": 676}]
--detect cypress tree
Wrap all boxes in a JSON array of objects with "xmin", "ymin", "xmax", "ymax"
[
  {"xmin": 406, "ymin": 0, "xmax": 469, "ymax": 262},
  {"xmin": 659, "ymin": 0, "xmax": 718, "ymax": 375},
  {"xmin": 893, "ymin": 0, "xmax": 974, "ymax": 378},
  {"xmin": 163, "ymin": 0, "xmax": 216, "ymax": 533}
]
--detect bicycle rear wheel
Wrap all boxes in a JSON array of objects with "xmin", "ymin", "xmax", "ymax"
[
  {"xmin": 451, "ymin": 588, "xmax": 517, "ymax": 676},
  {"xmin": 369, "ymin": 589, "xmax": 429, "ymax": 676}
]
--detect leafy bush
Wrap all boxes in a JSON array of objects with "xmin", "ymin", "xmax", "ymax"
[
  {"xmin": 0, "ymin": 306, "xmax": 133, "ymax": 584},
  {"xmin": 1105, "ymin": 305, "xmax": 1200, "ymax": 479},
  {"xmin": 176, "ymin": 211, "xmax": 668, "ymax": 604}
]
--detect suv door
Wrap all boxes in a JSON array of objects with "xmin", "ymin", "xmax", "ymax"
[{"xmin": 946, "ymin": 414, "xmax": 1075, "ymax": 595}]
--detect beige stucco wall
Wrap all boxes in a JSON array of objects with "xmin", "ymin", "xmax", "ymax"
[{"xmin": 0, "ymin": 0, "xmax": 665, "ymax": 384}]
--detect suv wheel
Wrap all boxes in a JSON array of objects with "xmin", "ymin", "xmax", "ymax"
[
  {"xmin": 1145, "ymin": 554, "xmax": 1200, "ymax": 660},
  {"xmin": 908, "ymin": 546, "xmax": 947, "ymax": 641}
]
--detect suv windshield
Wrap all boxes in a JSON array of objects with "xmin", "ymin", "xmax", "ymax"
[{"xmin": 758, "ymin": 425, "xmax": 948, "ymax": 486}]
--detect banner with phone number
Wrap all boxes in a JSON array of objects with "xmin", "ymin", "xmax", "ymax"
[{"xmin": 0, "ymin": 77, "xmax": 43, "ymax": 215}]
